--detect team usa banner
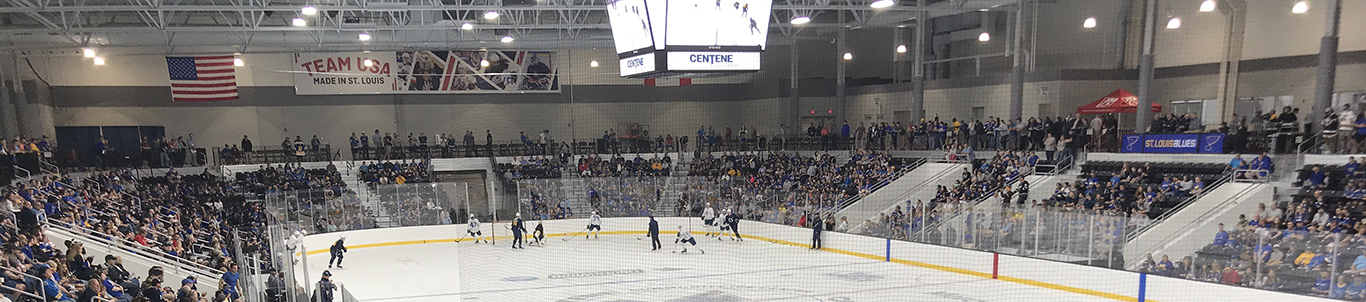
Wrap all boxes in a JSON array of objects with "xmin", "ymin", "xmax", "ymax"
[{"xmin": 292, "ymin": 51, "xmax": 558, "ymax": 95}]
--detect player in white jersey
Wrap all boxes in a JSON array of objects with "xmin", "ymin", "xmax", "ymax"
[
  {"xmin": 717, "ymin": 209, "xmax": 735, "ymax": 240},
  {"xmin": 702, "ymin": 204, "xmax": 717, "ymax": 236},
  {"xmin": 675, "ymin": 225, "xmax": 704, "ymax": 254},
  {"xmin": 467, "ymin": 215, "xmax": 488, "ymax": 243},
  {"xmin": 587, "ymin": 211, "xmax": 603, "ymax": 239}
]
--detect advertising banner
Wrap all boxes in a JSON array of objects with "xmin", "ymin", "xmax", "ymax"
[
  {"xmin": 1121, "ymin": 134, "xmax": 1225, "ymax": 154},
  {"xmin": 293, "ymin": 50, "xmax": 558, "ymax": 95}
]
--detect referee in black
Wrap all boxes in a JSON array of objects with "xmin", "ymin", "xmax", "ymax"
[
  {"xmin": 810, "ymin": 213, "xmax": 824, "ymax": 250},
  {"xmin": 648, "ymin": 215, "xmax": 662, "ymax": 251}
]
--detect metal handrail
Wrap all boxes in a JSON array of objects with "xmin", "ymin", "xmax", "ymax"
[
  {"xmin": 13, "ymin": 165, "xmax": 32, "ymax": 181},
  {"xmin": 1232, "ymin": 169, "xmax": 1272, "ymax": 183},
  {"xmin": 924, "ymin": 176, "xmax": 1024, "ymax": 232},
  {"xmin": 843, "ymin": 161, "xmax": 965, "ymax": 232},
  {"xmin": 1126, "ymin": 180, "xmax": 1265, "ymax": 269},
  {"xmin": 1125, "ymin": 173, "xmax": 1233, "ymax": 241},
  {"xmin": 834, "ymin": 157, "xmax": 927, "ymax": 210},
  {"xmin": 44, "ymin": 219, "xmax": 224, "ymax": 277},
  {"xmin": 0, "ymin": 283, "xmax": 46, "ymax": 301}
]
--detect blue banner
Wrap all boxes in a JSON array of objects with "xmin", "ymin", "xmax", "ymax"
[{"xmin": 1121, "ymin": 134, "xmax": 1225, "ymax": 154}]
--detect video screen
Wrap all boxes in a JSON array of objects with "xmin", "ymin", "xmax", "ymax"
[
  {"xmin": 664, "ymin": 0, "xmax": 772, "ymax": 50},
  {"xmin": 607, "ymin": 0, "xmax": 656, "ymax": 54}
]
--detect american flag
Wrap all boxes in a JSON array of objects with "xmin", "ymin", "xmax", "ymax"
[{"xmin": 166, "ymin": 56, "xmax": 238, "ymax": 101}]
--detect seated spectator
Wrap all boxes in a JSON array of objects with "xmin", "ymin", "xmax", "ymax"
[{"xmin": 1212, "ymin": 223, "xmax": 1229, "ymax": 246}]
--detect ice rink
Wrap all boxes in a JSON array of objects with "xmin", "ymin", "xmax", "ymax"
[{"xmin": 297, "ymin": 231, "xmax": 1115, "ymax": 302}]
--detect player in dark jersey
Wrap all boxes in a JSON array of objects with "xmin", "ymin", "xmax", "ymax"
[
  {"xmin": 328, "ymin": 237, "xmax": 347, "ymax": 268},
  {"xmin": 511, "ymin": 213, "xmax": 526, "ymax": 249}
]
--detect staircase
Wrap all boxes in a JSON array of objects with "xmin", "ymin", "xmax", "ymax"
[
  {"xmin": 1123, "ymin": 182, "xmax": 1271, "ymax": 269},
  {"xmin": 838, "ymin": 163, "xmax": 968, "ymax": 232},
  {"xmin": 340, "ymin": 162, "xmax": 395, "ymax": 227}
]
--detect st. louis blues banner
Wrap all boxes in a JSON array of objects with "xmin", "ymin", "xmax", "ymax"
[
  {"xmin": 1121, "ymin": 134, "xmax": 1225, "ymax": 154},
  {"xmin": 293, "ymin": 50, "xmax": 558, "ymax": 95}
]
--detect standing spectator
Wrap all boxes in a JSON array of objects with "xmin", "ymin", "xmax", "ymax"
[
  {"xmin": 241, "ymin": 135, "xmax": 253, "ymax": 153},
  {"xmin": 314, "ymin": 271, "xmax": 335, "ymax": 302},
  {"xmin": 349, "ymin": 133, "xmax": 361, "ymax": 160},
  {"xmin": 464, "ymin": 130, "xmax": 476, "ymax": 157},
  {"xmin": 1341, "ymin": 104, "xmax": 1357, "ymax": 153},
  {"xmin": 485, "ymin": 130, "xmax": 494, "ymax": 157}
]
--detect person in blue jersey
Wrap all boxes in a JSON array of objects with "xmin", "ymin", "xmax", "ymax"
[
  {"xmin": 724, "ymin": 209, "xmax": 743, "ymax": 241},
  {"xmin": 1313, "ymin": 270, "xmax": 1332, "ymax": 296},
  {"xmin": 510, "ymin": 213, "xmax": 526, "ymax": 249},
  {"xmin": 328, "ymin": 236, "xmax": 347, "ymax": 269},
  {"xmin": 466, "ymin": 215, "xmax": 487, "ymax": 243},
  {"xmin": 1212, "ymin": 223, "xmax": 1229, "ymax": 246}
]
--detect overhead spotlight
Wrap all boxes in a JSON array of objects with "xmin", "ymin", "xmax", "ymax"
[
  {"xmin": 1166, "ymin": 17, "xmax": 1181, "ymax": 29},
  {"xmin": 292, "ymin": 18, "xmax": 307, "ymax": 26},
  {"xmin": 501, "ymin": 35, "xmax": 514, "ymax": 43},
  {"xmin": 301, "ymin": 6, "xmax": 317, "ymax": 15},
  {"xmin": 233, "ymin": 58, "xmax": 244, "ymax": 67},
  {"xmin": 590, "ymin": 60, "xmax": 599, "ymax": 68},
  {"xmin": 92, "ymin": 57, "xmax": 105, "ymax": 65},
  {"xmin": 82, "ymin": 47, "xmax": 95, "ymax": 58},
  {"xmin": 480, "ymin": 59, "xmax": 490, "ymax": 67},
  {"xmin": 843, "ymin": 52, "xmax": 852, "ymax": 60},
  {"xmin": 363, "ymin": 59, "xmax": 373, "ymax": 67},
  {"xmin": 1083, "ymin": 17, "xmax": 1097, "ymax": 28},
  {"xmin": 358, "ymin": 33, "xmax": 371, "ymax": 41},
  {"xmin": 1199, "ymin": 0, "xmax": 1216, "ymax": 12},
  {"xmin": 896, "ymin": 45, "xmax": 907, "ymax": 54},
  {"xmin": 790, "ymin": 16, "xmax": 811, "ymax": 25},
  {"xmin": 1292, "ymin": 1, "xmax": 1309, "ymax": 14},
  {"xmin": 461, "ymin": 22, "xmax": 474, "ymax": 30},
  {"xmin": 484, "ymin": 10, "xmax": 500, "ymax": 19},
  {"xmin": 978, "ymin": 32, "xmax": 990, "ymax": 42},
  {"xmin": 869, "ymin": 0, "xmax": 894, "ymax": 9}
]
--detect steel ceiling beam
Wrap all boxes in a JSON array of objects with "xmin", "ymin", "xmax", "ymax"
[{"xmin": 0, "ymin": 3, "xmax": 1014, "ymax": 13}]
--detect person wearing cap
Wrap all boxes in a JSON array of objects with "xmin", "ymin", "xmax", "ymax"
[
  {"xmin": 39, "ymin": 264, "xmax": 73, "ymax": 301},
  {"xmin": 176, "ymin": 277, "xmax": 197, "ymax": 302},
  {"xmin": 510, "ymin": 213, "xmax": 525, "ymax": 249},
  {"xmin": 314, "ymin": 271, "xmax": 336, "ymax": 302},
  {"xmin": 142, "ymin": 278, "xmax": 165, "ymax": 302},
  {"xmin": 648, "ymin": 216, "xmax": 660, "ymax": 251},
  {"xmin": 328, "ymin": 237, "xmax": 347, "ymax": 269}
]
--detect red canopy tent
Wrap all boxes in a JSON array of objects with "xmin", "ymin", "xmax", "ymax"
[{"xmin": 1076, "ymin": 89, "xmax": 1161, "ymax": 114}]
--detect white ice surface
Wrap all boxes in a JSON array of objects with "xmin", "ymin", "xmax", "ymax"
[{"xmin": 299, "ymin": 233, "xmax": 1111, "ymax": 302}]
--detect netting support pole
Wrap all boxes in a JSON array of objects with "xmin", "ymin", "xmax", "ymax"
[
  {"xmin": 1137, "ymin": 273, "xmax": 1147, "ymax": 302},
  {"xmin": 885, "ymin": 238, "xmax": 891, "ymax": 262}
]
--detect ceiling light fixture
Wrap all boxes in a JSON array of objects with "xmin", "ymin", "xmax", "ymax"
[
  {"xmin": 896, "ymin": 45, "xmax": 907, "ymax": 53},
  {"xmin": 93, "ymin": 57, "xmax": 105, "ymax": 65},
  {"xmin": 501, "ymin": 35, "xmax": 514, "ymax": 43},
  {"xmin": 480, "ymin": 59, "xmax": 490, "ymax": 67},
  {"xmin": 301, "ymin": 6, "xmax": 318, "ymax": 15},
  {"xmin": 484, "ymin": 10, "xmax": 500, "ymax": 19},
  {"xmin": 1292, "ymin": 1, "xmax": 1309, "ymax": 14},
  {"xmin": 869, "ymin": 0, "xmax": 894, "ymax": 9},
  {"xmin": 1166, "ymin": 17, "xmax": 1181, "ymax": 29},
  {"xmin": 1199, "ymin": 0, "xmax": 1216, "ymax": 12},
  {"xmin": 233, "ymin": 58, "xmax": 244, "ymax": 67},
  {"xmin": 1083, "ymin": 17, "xmax": 1097, "ymax": 28},
  {"xmin": 82, "ymin": 47, "xmax": 95, "ymax": 58},
  {"xmin": 590, "ymin": 60, "xmax": 599, "ymax": 67},
  {"xmin": 790, "ymin": 16, "xmax": 811, "ymax": 25},
  {"xmin": 358, "ymin": 33, "xmax": 371, "ymax": 41},
  {"xmin": 461, "ymin": 23, "xmax": 474, "ymax": 30},
  {"xmin": 978, "ymin": 32, "xmax": 990, "ymax": 41},
  {"xmin": 363, "ymin": 59, "xmax": 373, "ymax": 67},
  {"xmin": 843, "ymin": 53, "xmax": 852, "ymax": 60},
  {"xmin": 292, "ymin": 18, "xmax": 307, "ymax": 26}
]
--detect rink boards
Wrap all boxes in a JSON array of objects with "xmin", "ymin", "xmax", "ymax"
[{"xmin": 295, "ymin": 217, "xmax": 1327, "ymax": 302}]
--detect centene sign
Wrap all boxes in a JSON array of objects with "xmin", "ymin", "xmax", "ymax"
[
  {"xmin": 666, "ymin": 51, "xmax": 760, "ymax": 71},
  {"xmin": 619, "ymin": 52, "xmax": 657, "ymax": 77}
]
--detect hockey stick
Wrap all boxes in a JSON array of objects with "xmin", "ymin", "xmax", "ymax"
[{"xmin": 562, "ymin": 227, "xmax": 589, "ymax": 241}]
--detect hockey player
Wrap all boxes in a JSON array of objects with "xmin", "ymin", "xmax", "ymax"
[
  {"xmin": 723, "ymin": 209, "xmax": 743, "ymax": 241},
  {"xmin": 511, "ymin": 213, "xmax": 526, "ymax": 249},
  {"xmin": 328, "ymin": 236, "xmax": 347, "ymax": 269},
  {"xmin": 810, "ymin": 212, "xmax": 824, "ymax": 250},
  {"xmin": 532, "ymin": 221, "xmax": 546, "ymax": 246},
  {"xmin": 587, "ymin": 211, "xmax": 603, "ymax": 239},
  {"xmin": 702, "ymin": 204, "xmax": 717, "ymax": 236},
  {"xmin": 467, "ymin": 215, "xmax": 488, "ymax": 243},
  {"xmin": 717, "ymin": 209, "xmax": 733, "ymax": 240},
  {"xmin": 675, "ymin": 226, "xmax": 703, "ymax": 254}
]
